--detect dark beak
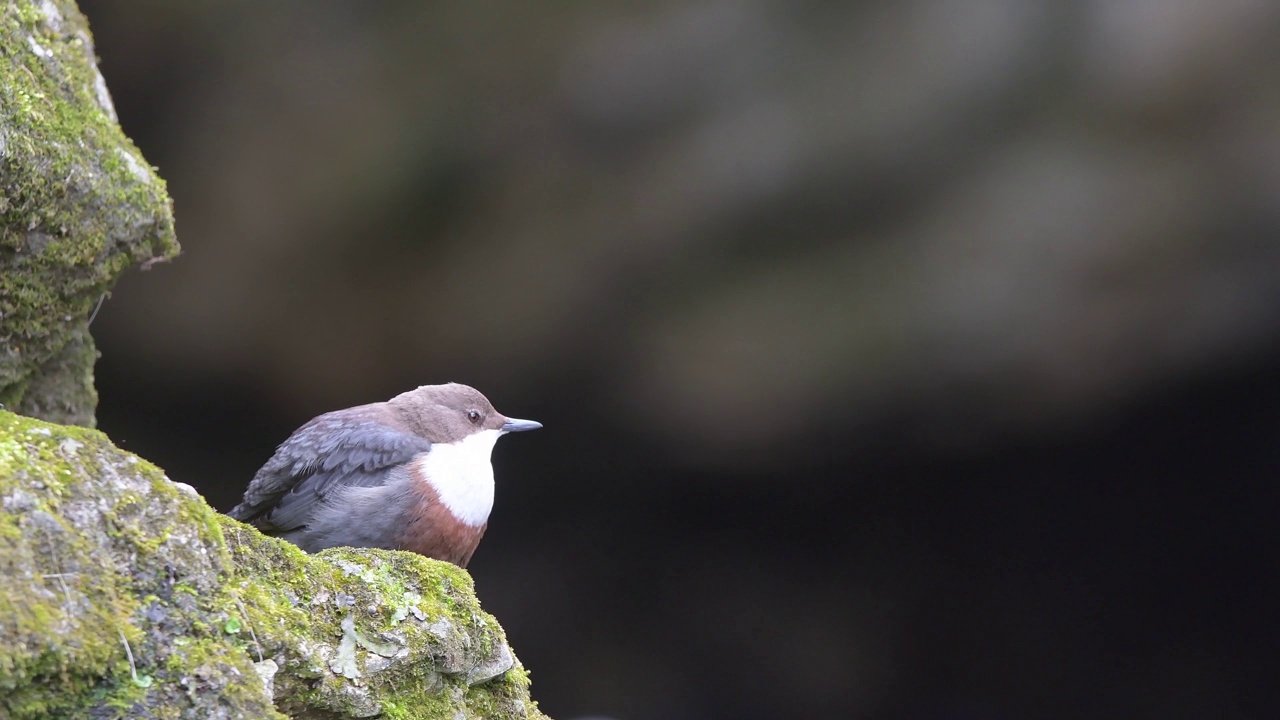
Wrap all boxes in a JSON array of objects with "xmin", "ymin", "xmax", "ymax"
[{"xmin": 501, "ymin": 417, "xmax": 543, "ymax": 433}]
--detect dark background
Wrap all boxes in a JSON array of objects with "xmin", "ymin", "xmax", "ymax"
[{"xmin": 76, "ymin": 1, "xmax": 1278, "ymax": 718}]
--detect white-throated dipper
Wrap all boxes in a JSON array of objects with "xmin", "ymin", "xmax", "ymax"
[{"xmin": 228, "ymin": 383, "xmax": 541, "ymax": 568}]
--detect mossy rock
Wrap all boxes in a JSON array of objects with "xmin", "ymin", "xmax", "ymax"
[
  {"xmin": 0, "ymin": 0, "xmax": 179, "ymax": 427},
  {"xmin": 0, "ymin": 410, "xmax": 548, "ymax": 719}
]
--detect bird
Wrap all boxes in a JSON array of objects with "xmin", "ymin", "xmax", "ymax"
[{"xmin": 227, "ymin": 383, "xmax": 541, "ymax": 568}]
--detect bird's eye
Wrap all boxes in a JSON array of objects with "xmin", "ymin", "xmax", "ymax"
[{"xmin": 466, "ymin": 409, "xmax": 481, "ymax": 424}]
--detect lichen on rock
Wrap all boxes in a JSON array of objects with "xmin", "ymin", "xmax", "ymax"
[
  {"xmin": 0, "ymin": 410, "xmax": 548, "ymax": 719},
  {"xmin": 0, "ymin": 0, "xmax": 179, "ymax": 427}
]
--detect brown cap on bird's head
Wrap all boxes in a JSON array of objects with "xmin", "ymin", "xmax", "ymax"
[{"xmin": 388, "ymin": 382, "xmax": 542, "ymax": 443}]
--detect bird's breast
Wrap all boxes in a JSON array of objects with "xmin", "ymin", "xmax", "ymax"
[{"xmin": 411, "ymin": 429, "xmax": 501, "ymax": 528}]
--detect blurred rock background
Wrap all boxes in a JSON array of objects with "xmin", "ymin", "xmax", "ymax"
[{"xmin": 75, "ymin": 1, "xmax": 1278, "ymax": 718}]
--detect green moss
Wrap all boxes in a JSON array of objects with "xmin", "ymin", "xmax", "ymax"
[
  {"xmin": 220, "ymin": 517, "xmax": 542, "ymax": 718},
  {"xmin": 0, "ymin": 411, "xmax": 280, "ymax": 719},
  {"xmin": 0, "ymin": 414, "xmax": 146, "ymax": 715},
  {"xmin": 0, "ymin": 0, "xmax": 179, "ymax": 426}
]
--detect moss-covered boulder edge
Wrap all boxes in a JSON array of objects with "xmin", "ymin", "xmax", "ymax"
[
  {"xmin": 1, "ymin": 0, "xmax": 179, "ymax": 426},
  {"xmin": 0, "ymin": 410, "xmax": 548, "ymax": 720}
]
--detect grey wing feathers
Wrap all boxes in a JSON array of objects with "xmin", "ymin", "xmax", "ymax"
[{"xmin": 228, "ymin": 412, "xmax": 431, "ymax": 533}]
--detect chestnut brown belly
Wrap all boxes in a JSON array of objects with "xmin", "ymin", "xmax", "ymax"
[{"xmin": 398, "ymin": 481, "xmax": 487, "ymax": 568}]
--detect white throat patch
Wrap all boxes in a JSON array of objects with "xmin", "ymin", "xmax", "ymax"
[{"xmin": 417, "ymin": 428, "xmax": 502, "ymax": 527}]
